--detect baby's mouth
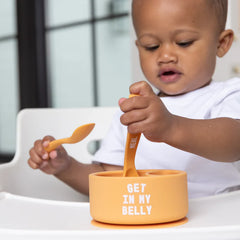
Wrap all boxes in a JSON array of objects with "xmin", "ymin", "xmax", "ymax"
[
  {"xmin": 162, "ymin": 71, "xmax": 176, "ymax": 76},
  {"xmin": 158, "ymin": 69, "xmax": 182, "ymax": 83}
]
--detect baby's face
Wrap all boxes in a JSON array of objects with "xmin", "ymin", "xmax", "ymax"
[{"xmin": 133, "ymin": 0, "xmax": 221, "ymax": 95}]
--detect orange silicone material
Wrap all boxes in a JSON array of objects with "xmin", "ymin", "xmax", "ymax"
[
  {"xmin": 123, "ymin": 94, "xmax": 141, "ymax": 177},
  {"xmin": 45, "ymin": 123, "xmax": 95, "ymax": 152},
  {"xmin": 123, "ymin": 132, "xmax": 141, "ymax": 177},
  {"xmin": 89, "ymin": 169, "xmax": 188, "ymax": 225},
  {"xmin": 91, "ymin": 217, "xmax": 188, "ymax": 229}
]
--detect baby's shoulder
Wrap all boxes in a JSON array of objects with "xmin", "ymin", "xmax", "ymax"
[{"xmin": 210, "ymin": 77, "xmax": 240, "ymax": 93}]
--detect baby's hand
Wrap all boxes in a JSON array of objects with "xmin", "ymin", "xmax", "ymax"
[
  {"xmin": 28, "ymin": 136, "xmax": 71, "ymax": 175},
  {"xmin": 119, "ymin": 81, "xmax": 175, "ymax": 142}
]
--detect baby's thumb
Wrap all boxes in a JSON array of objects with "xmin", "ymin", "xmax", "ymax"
[
  {"xmin": 130, "ymin": 81, "xmax": 155, "ymax": 97},
  {"xmin": 118, "ymin": 97, "xmax": 127, "ymax": 106}
]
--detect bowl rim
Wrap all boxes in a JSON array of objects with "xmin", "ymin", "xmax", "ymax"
[{"xmin": 89, "ymin": 169, "xmax": 187, "ymax": 179}]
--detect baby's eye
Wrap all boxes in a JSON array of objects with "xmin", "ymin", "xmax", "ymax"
[
  {"xmin": 144, "ymin": 45, "xmax": 159, "ymax": 51},
  {"xmin": 177, "ymin": 41, "xmax": 194, "ymax": 48}
]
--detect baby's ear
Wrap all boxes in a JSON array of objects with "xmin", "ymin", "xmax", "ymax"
[{"xmin": 217, "ymin": 29, "xmax": 234, "ymax": 57}]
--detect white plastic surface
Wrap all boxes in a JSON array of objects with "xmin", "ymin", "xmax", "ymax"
[
  {"xmin": 1, "ymin": 108, "xmax": 240, "ymax": 239},
  {"xmin": 0, "ymin": 107, "xmax": 118, "ymax": 201},
  {"xmin": 0, "ymin": 191, "xmax": 240, "ymax": 240}
]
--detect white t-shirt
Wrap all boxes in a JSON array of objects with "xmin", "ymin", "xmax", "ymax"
[{"xmin": 93, "ymin": 78, "xmax": 240, "ymax": 198}]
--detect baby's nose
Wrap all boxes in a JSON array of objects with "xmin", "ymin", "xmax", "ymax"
[{"xmin": 156, "ymin": 45, "xmax": 178, "ymax": 64}]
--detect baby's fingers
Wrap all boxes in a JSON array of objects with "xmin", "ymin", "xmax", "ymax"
[
  {"xmin": 32, "ymin": 138, "xmax": 49, "ymax": 157},
  {"xmin": 28, "ymin": 158, "xmax": 40, "ymax": 169},
  {"xmin": 28, "ymin": 137, "xmax": 52, "ymax": 169},
  {"xmin": 129, "ymin": 81, "xmax": 155, "ymax": 97},
  {"xmin": 28, "ymin": 147, "xmax": 45, "ymax": 169}
]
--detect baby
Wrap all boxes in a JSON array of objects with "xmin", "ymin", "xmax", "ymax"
[{"xmin": 28, "ymin": 0, "xmax": 240, "ymax": 198}]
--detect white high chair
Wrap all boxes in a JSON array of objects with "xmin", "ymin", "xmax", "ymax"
[
  {"xmin": 0, "ymin": 107, "xmax": 118, "ymax": 201},
  {"xmin": 0, "ymin": 107, "xmax": 240, "ymax": 239}
]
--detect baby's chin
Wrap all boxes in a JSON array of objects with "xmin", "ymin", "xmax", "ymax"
[
  {"xmin": 158, "ymin": 89, "xmax": 188, "ymax": 97},
  {"xmin": 158, "ymin": 81, "xmax": 212, "ymax": 97},
  {"xmin": 153, "ymin": 83, "xmax": 188, "ymax": 97}
]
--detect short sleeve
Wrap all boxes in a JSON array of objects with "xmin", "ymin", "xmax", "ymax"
[
  {"xmin": 92, "ymin": 109, "xmax": 126, "ymax": 166},
  {"xmin": 210, "ymin": 89, "xmax": 240, "ymax": 119}
]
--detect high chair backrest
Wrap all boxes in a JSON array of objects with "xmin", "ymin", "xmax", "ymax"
[{"xmin": 0, "ymin": 107, "xmax": 118, "ymax": 201}]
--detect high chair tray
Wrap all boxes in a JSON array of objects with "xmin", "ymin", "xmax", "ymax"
[{"xmin": 0, "ymin": 191, "xmax": 239, "ymax": 240}]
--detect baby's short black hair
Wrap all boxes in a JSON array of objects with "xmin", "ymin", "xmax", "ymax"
[{"xmin": 207, "ymin": 0, "xmax": 228, "ymax": 32}]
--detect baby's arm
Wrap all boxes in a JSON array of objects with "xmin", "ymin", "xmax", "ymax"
[
  {"xmin": 28, "ymin": 136, "xmax": 122, "ymax": 195},
  {"xmin": 119, "ymin": 81, "xmax": 240, "ymax": 163},
  {"xmin": 54, "ymin": 160, "xmax": 122, "ymax": 195},
  {"xmin": 165, "ymin": 116, "xmax": 240, "ymax": 162}
]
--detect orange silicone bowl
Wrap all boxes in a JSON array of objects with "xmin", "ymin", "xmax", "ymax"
[{"xmin": 89, "ymin": 169, "xmax": 188, "ymax": 225}]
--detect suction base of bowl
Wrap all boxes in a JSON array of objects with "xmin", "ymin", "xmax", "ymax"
[{"xmin": 91, "ymin": 217, "xmax": 188, "ymax": 229}]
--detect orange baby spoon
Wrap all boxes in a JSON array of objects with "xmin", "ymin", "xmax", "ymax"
[
  {"xmin": 123, "ymin": 94, "xmax": 141, "ymax": 177},
  {"xmin": 45, "ymin": 123, "xmax": 95, "ymax": 152}
]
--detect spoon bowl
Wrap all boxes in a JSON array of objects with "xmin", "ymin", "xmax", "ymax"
[{"xmin": 45, "ymin": 123, "xmax": 95, "ymax": 152}]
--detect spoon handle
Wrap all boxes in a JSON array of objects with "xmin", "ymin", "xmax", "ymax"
[
  {"xmin": 44, "ymin": 138, "xmax": 70, "ymax": 152},
  {"xmin": 123, "ymin": 93, "xmax": 141, "ymax": 177},
  {"xmin": 123, "ymin": 132, "xmax": 141, "ymax": 177}
]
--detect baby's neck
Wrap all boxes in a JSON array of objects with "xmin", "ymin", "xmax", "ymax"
[{"xmin": 158, "ymin": 79, "xmax": 212, "ymax": 97}]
